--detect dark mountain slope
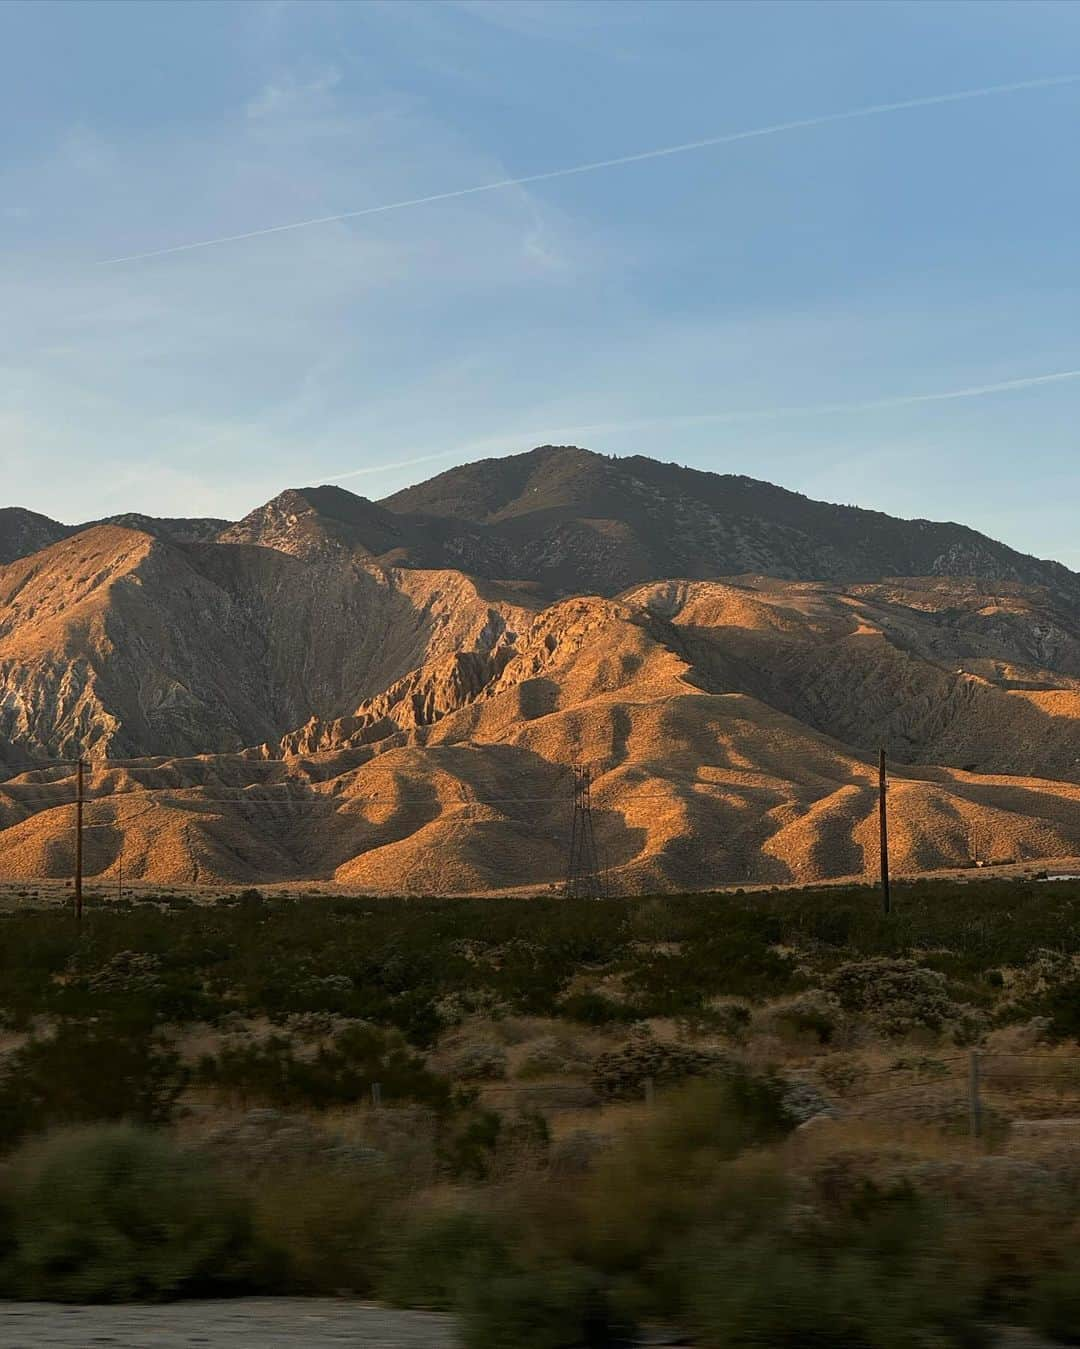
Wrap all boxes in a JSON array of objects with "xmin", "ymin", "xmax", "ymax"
[
  {"xmin": 0, "ymin": 509, "xmax": 231, "ymax": 565},
  {"xmin": 374, "ymin": 445, "xmax": 1080, "ymax": 598},
  {"xmin": 0, "ymin": 508, "xmax": 71, "ymax": 565}
]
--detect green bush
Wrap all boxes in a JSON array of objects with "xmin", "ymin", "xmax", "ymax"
[
  {"xmin": 460, "ymin": 1258, "xmax": 635, "ymax": 1349},
  {"xmin": 0, "ymin": 1125, "xmax": 266, "ymax": 1301},
  {"xmin": 0, "ymin": 1022, "xmax": 187, "ymax": 1149},
  {"xmin": 1031, "ymin": 1262, "xmax": 1080, "ymax": 1344},
  {"xmin": 1040, "ymin": 977, "xmax": 1080, "ymax": 1041},
  {"xmin": 590, "ymin": 1039, "xmax": 728, "ymax": 1100},
  {"xmin": 558, "ymin": 992, "xmax": 640, "ymax": 1025},
  {"xmin": 199, "ymin": 1023, "xmax": 451, "ymax": 1112},
  {"xmin": 250, "ymin": 1162, "xmax": 390, "ymax": 1295},
  {"xmin": 382, "ymin": 1208, "xmax": 507, "ymax": 1310},
  {"xmin": 681, "ymin": 1187, "xmax": 985, "ymax": 1349}
]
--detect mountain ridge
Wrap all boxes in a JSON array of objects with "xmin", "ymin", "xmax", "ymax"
[
  {"xmin": 4, "ymin": 447, "xmax": 1080, "ymax": 891},
  {"xmin": 5, "ymin": 447, "xmax": 1073, "ymax": 602}
]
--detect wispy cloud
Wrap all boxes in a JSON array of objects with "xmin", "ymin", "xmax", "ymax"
[
  {"xmin": 100, "ymin": 74, "xmax": 1080, "ymax": 265},
  {"xmin": 245, "ymin": 67, "xmax": 342, "ymax": 121}
]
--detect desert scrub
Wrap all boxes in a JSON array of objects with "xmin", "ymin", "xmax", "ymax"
[
  {"xmin": 756, "ymin": 990, "xmax": 842, "ymax": 1045},
  {"xmin": 558, "ymin": 991, "xmax": 641, "ymax": 1025},
  {"xmin": 827, "ymin": 958, "xmax": 960, "ymax": 1038},
  {"xmin": 590, "ymin": 1038, "xmax": 730, "ymax": 1100},
  {"xmin": 515, "ymin": 1035, "xmax": 592, "ymax": 1080},
  {"xmin": 0, "ymin": 1125, "xmax": 266, "ymax": 1301},
  {"xmin": 0, "ymin": 1020, "xmax": 186, "ymax": 1148},
  {"xmin": 1031, "ymin": 1258, "xmax": 1080, "ymax": 1344},
  {"xmin": 249, "ymin": 1159, "xmax": 393, "ymax": 1295},
  {"xmin": 381, "ymin": 1207, "xmax": 509, "ymax": 1311},
  {"xmin": 459, "ymin": 1258, "xmax": 635, "ymax": 1349},
  {"xmin": 198, "ymin": 1022, "xmax": 451, "ymax": 1111},
  {"xmin": 444, "ymin": 1038, "xmax": 508, "ymax": 1082}
]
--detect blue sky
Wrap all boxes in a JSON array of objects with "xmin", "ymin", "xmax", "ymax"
[{"xmin": 2, "ymin": 0, "xmax": 1079, "ymax": 562}]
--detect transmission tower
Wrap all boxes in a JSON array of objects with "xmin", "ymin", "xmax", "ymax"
[{"xmin": 564, "ymin": 765, "xmax": 608, "ymax": 899}]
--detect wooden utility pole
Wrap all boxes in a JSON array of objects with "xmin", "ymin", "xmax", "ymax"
[
  {"xmin": 117, "ymin": 856, "xmax": 122, "ymax": 903},
  {"xmin": 74, "ymin": 758, "xmax": 84, "ymax": 923},
  {"xmin": 879, "ymin": 748, "xmax": 891, "ymax": 916}
]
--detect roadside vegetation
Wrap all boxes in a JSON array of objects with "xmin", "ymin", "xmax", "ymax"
[{"xmin": 0, "ymin": 878, "xmax": 1079, "ymax": 1344}]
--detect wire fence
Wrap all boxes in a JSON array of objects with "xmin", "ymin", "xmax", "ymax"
[{"xmin": 353, "ymin": 1050, "xmax": 1080, "ymax": 1138}]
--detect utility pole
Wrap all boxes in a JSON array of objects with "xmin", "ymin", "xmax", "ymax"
[
  {"xmin": 117, "ymin": 855, "xmax": 122, "ymax": 903},
  {"xmin": 879, "ymin": 748, "xmax": 891, "ymax": 916},
  {"xmin": 74, "ymin": 757, "xmax": 85, "ymax": 923}
]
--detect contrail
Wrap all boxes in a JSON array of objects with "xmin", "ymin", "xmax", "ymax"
[
  {"xmin": 316, "ymin": 367, "xmax": 1080, "ymax": 482},
  {"xmin": 102, "ymin": 74, "xmax": 1079, "ymax": 264},
  {"xmin": 552, "ymin": 367, "xmax": 1080, "ymax": 438}
]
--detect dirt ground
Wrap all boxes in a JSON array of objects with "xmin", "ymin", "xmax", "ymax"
[{"xmin": 2, "ymin": 854, "xmax": 1079, "ymax": 911}]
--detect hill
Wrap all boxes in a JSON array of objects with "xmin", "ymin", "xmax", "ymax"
[
  {"xmin": 381, "ymin": 446, "xmax": 1077, "ymax": 598},
  {"xmin": 0, "ymin": 508, "xmax": 70, "ymax": 565},
  {"xmin": 3, "ymin": 572, "xmax": 1080, "ymax": 889},
  {"xmin": 3, "ymin": 447, "xmax": 1080, "ymax": 891},
  {"xmin": 0, "ymin": 526, "xmax": 532, "ymax": 762},
  {"xmin": 206, "ymin": 447, "xmax": 1080, "ymax": 600}
]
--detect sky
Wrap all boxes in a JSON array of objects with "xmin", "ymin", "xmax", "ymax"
[{"xmin": 2, "ymin": 0, "xmax": 1079, "ymax": 562}]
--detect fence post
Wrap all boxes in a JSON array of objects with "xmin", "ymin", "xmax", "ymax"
[
  {"xmin": 968, "ymin": 1051, "xmax": 982, "ymax": 1141},
  {"xmin": 371, "ymin": 1081, "xmax": 382, "ymax": 1110},
  {"xmin": 644, "ymin": 1076, "xmax": 655, "ymax": 1108}
]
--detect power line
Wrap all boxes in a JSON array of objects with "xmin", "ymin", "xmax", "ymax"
[{"xmin": 565, "ymin": 765, "xmax": 609, "ymax": 900}]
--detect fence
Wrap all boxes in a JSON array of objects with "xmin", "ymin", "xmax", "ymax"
[{"xmin": 365, "ymin": 1050, "xmax": 1080, "ymax": 1141}]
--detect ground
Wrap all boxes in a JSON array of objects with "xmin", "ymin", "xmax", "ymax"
[{"xmin": 0, "ymin": 1300, "xmax": 459, "ymax": 1348}]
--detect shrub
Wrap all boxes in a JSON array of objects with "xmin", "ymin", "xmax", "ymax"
[
  {"xmin": 559, "ymin": 993, "xmax": 640, "ymax": 1026},
  {"xmin": 0, "ymin": 1022, "xmax": 187, "ymax": 1149},
  {"xmin": 0, "ymin": 1125, "xmax": 265, "ymax": 1301},
  {"xmin": 590, "ymin": 1039, "xmax": 728, "ymax": 1101},
  {"xmin": 1040, "ymin": 977, "xmax": 1080, "ymax": 1041},
  {"xmin": 382, "ymin": 1208, "xmax": 507, "ymax": 1310},
  {"xmin": 1031, "ymin": 1260, "xmax": 1080, "ymax": 1344},
  {"xmin": 566, "ymin": 1080, "xmax": 794, "ymax": 1284},
  {"xmin": 250, "ymin": 1161, "xmax": 391, "ymax": 1295},
  {"xmin": 446, "ymin": 1039, "xmax": 508, "ymax": 1082},
  {"xmin": 827, "ymin": 959, "xmax": 957, "ymax": 1037},
  {"xmin": 758, "ymin": 991, "xmax": 841, "ymax": 1045},
  {"xmin": 516, "ymin": 1035, "xmax": 592, "ymax": 1080},
  {"xmin": 459, "ymin": 1258, "xmax": 635, "ymax": 1349},
  {"xmin": 199, "ymin": 1023, "xmax": 450, "ymax": 1111},
  {"xmin": 680, "ymin": 1185, "xmax": 985, "ymax": 1349},
  {"xmin": 438, "ymin": 1106, "xmax": 503, "ymax": 1181}
]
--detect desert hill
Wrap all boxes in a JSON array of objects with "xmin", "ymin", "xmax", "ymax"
[
  {"xmin": 380, "ymin": 446, "xmax": 1077, "ymax": 598},
  {"xmin": 5, "ymin": 446, "xmax": 1074, "ymax": 601},
  {"xmin": 0, "ymin": 508, "xmax": 71, "ymax": 565},
  {"xmin": 213, "ymin": 447, "xmax": 1080, "ymax": 600},
  {"xmin": 3, "ymin": 578, "xmax": 1080, "ymax": 891},
  {"xmin": 0, "ymin": 506, "xmax": 230, "ymax": 567},
  {"xmin": 3, "ymin": 447, "xmax": 1080, "ymax": 892},
  {"xmin": 0, "ymin": 526, "xmax": 532, "ymax": 764}
]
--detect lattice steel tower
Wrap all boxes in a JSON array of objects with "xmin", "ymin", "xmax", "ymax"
[{"xmin": 564, "ymin": 765, "xmax": 608, "ymax": 899}]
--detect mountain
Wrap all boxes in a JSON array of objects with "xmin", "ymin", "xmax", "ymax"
[
  {"xmin": 221, "ymin": 447, "xmax": 1080, "ymax": 600},
  {"xmin": 4, "ymin": 575, "xmax": 1080, "ymax": 891},
  {"xmin": 219, "ymin": 487, "xmax": 412, "ymax": 562},
  {"xmin": 0, "ymin": 525, "xmax": 532, "ymax": 762},
  {"xmin": 382, "ymin": 445, "xmax": 1080, "ymax": 597},
  {"xmin": 84, "ymin": 513, "xmax": 230, "ymax": 544},
  {"xmin": 0, "ymin": 508, "xmax": 70, "ymax": 565},
  {"xmin": 3, "ymin": 446, "xmax": 1080, "ymax": 892},
  {"xmin": 0, "ymin": 508, "xmax": 231, "ymax": 567}
]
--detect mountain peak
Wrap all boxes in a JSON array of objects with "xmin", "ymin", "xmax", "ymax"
[{"xmin": 218, "ymin": 484, "xmax": 408, "ymax": 561}]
